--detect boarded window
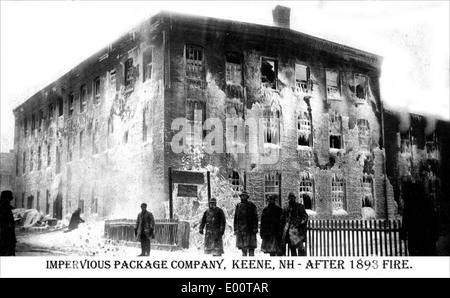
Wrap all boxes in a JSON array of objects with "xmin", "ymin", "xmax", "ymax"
[
  {"xmin": 299, "ymin": 171, "xmax": 314, "ymax": 210},
  {"xmin": 297, "ymin": 111, "xmax": 312, "ymax": 147},
  {"xmin": 263, "ymin": 108, "xmax": 280, "ymax": 145},
  {"xmin": 80, "ymin": 85, "xmax": 87, "ymax": 113},
  {"xmin": 265, "ymin": 172, "xmax": 280, "ymax": 204},
  {"xmin": 93, "ymin": 77, "xmax": 101, "ymax": 105},
  {"xmin": 331, "ymin": 173, "xmax": 345, "ymax": 211},
  {"xmin": 261, "ymin": 58, "xmax": 277, "ymax": 89},
  {"xmin": 326, "ymin": 70, "xmax": 340, "ymax": 100},
  {"xmin": 295, "ymin": 64, "xmax": 310, "ymax": 93},
  {"xmin": 143, "ymin": 48, "xmax": 153, "ymax": 82},
  {"xmin": 125, "ymin": 58, "xmax": 134, "ymax": 87},
  {"xmin": 185, "ymin": 44, "xmax": 205, "ymax": 87}
]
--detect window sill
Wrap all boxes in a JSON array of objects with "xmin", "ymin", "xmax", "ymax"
[
  {"xmin": 297, "ymin": 145, "xmax": 312, "ymax": 151},
  {"xmin": 329, "ymin": 148, "xmax": 344, "ymax": 154}
]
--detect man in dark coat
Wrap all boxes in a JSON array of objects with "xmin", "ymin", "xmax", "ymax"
[
  {"xmin": 0, "ymin": 190, "xmax": 16, "ymax": 256},
  {"xmin": 260, "ymin": 194, "xmax": 283, "ymax": 256},
  {"xmin": 67, "ymin": 207, "xmax": 85, "ymax": 231},
  {"xmin": 281, "ymin": 192, "xmax": 308, "ymax": 256},
  {"xmin": 135, "ymin": 203, "xmax": 155, "ymax": 256},
  {"xmin": 199, "ymin": 197, "xmax": 226, "ymax": 256},
  {"xmin": 234, "ymin": 190, "xmax": 258, "ymax": 256}
]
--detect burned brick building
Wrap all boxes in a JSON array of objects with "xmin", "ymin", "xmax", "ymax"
[{"xmin": 11, "ymin": 7, "xmax": 448, "ymax": 227}]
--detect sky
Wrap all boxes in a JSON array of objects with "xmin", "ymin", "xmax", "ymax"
[{"xmin": 1, "ymin": 0, "xmax": 449, "ymax": 152}]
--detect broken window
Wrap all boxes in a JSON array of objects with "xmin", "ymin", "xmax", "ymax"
[
  {"xmin": 68, "ymin": 93, "xmax": 74, "ymax": 117},
  {"xmin": 80, "ymin": 85, "xmax": 87, "ymax": 113},
  {"xmin": 228, "ymin": 171, "xmax": 244, "ymax": 193},
  {"xmin": 297, "ymin": 111, "xmax": 312, "ymax": 147},
  {"xmin": 426, "ymin": 132, "xmax": 439, "ymax": 160},
  {"xmin": 329, "ymin": 112, "xmax": 343, "ymax": 149},
  {"xmin": 331, "ymin": 173, "xmax": 345, "ymax": 211},
  {"xmin": 350, "ymin": 74, "xmax": 367, "ymax": 101},
  {"xmin": 299, "ymin": 171, "xmax": 314, "ymax": 210},
  {"xmin": 185, "ymin": 44, "xmax": 205, "ymax": 88},
  {"xmin": 79, "ymin": 130, "xmax": 84, "ymax": 159},
  {"xmin": 361, "ymin": 174, "xmax": 374, "ymax": 208},
  {"xmin": 400, "ymin": 130, "xmax": 411, "ymax": 155},
  {"xmin": 265, "ymin": 172, "xmax": 280, "ymax": 204},
  {"xmin": 47, "ymin": 145, "xmax": 51, "ymax": 167},
  {"xmin": 261, "ymin": 58, "xmax": 277, "ymax": 89},
  {"xmin": 326, "ymin": 70, "xmax": 340, "ymax": 100},
  {"xmin": 58, "ymin": 96, "xmax": 64, "ymax": 117},
  {"xmin": 124, "ymin": 58, "xmax": 134, "ymax": 88},
  {"xmin": 263, "ymin": 108, "xmax": 280, "ymax": 145},
  {"xmin": 294, "ymin": 64, "xmax": 310, "ymax": 94},
  {"xmin": 357, "ymin": 119, "xmax": 371, "ymax": 151},
  {"xmin": 30, "ymin": 149, "xmax": 34, "ymax": 172},
  {"xmin": 93, "ymin": 77, "xmax": 101, "ymax": 105},
  {"xmin": 143, "ymin": 48, "xmax": 153, "ymax": 82}
]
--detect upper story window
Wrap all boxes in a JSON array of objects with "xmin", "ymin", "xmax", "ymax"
[
  {"xmin": 326, "ymin": 70, "xmax": 340, "ymax": 100},
  {"xmin": 109, "ymin": 69, "xmax": 116, "ymax": 84},
  {"xmin": 299, "ymin": 171, "xmax": 314, "ymax": 210},
  {"xmin": 124, "ymin": 58, "xmax": 134, "ymax": 88},
  {"xmin": 294, "ymin": 64, "xmax": 311, "ymax": 94},
  {"xmin": 351, "ymin": 74, "xmax": 368, "ymax": 101},
  {"xmin": 143, "ymin": 48, "xmax": 153, "ymax": 82},
  {"xmin": 263, "ymin": 107, "xmax": 280, "ymax": 145},
  {"xmin": 185, "ymin": 44, "xmax": 205, "ymax": 87},
  {"xmin": 329, "ymin": 111, "xmax": 343, "ymax": 150},
  {"xmin": 68, "ymin": 92, "xmax": 74, "ymax": 117},
  {"xmin": 47, "ymin": 144, "xmax": 51, "ymax": 167},
  {"xmin": 361, "ymin": 174, "xmax": 374, "ymax": 208},
  {"xmin": 58, "ymin": 96, "xmax": 64, "ymax": 117},
  {"xmin": 80, "ymin": 85, "xmax": 87, "ymax": 113},
  {"xmin": 22, "ymin": 151, "xmax": 26, "ymax": 174},
  {"xmin": 400, "ymin": 129, "xmax": 411, "ymax": 155},
  {"xmin": 226, "ymin": 51, "xmax": 243, "ymax": 87},
  {"xmin": 38, "ymin": 146, "xmax": 42, "ymax": 170},
  {"xmin": 93, "ymin": 77, "xmax": 101, "ymax": 105},
  {"xmin": 38, "ymin": 109, "xmax": 44, "ymax": 132},
  {"xmin": 31, "ymin": 114, "xmax": 36, "ymax": 132},
  {"xmin": 264, "ymin": 172, "xmax": 280, "ymax": 204},
  {"xmin": 297, "ymin": 111, "xmax": 312, "ymax": 147},
  {"xmin": 48, "ymin": 103, "xmax": 55, "ymax": 121},
  {"xmin": 228, "ymin": 171, "xmax": 244, "ymax": 193},
  {"xmin": 261, "ymin": 57, "xmax": 277, "ymax": 90},
  {"xmin": 23, "ymin": 118, "xmax": 28, "ymax": 137},
  {"xmin": 426, "ymin": 132, "xmax": 439, "ymax": 160},
  {"xmin": 357, "ymin": 119, "xmax": 371, "ymax": 151}
]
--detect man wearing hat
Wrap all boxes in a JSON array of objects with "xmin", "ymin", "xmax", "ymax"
[
  {"xmin": 281, "ymin": 192, "xmax": 308, "ymax": 256},
  {"xmin": 261, "ymin": 194, "xmax": 283, "ymax": 256},
  {"xmin": 233, "ymin": 190, "xmax": 259, "ymax": 256},
  {"xmin": 0, "ymin": 190, "xmax": 16, "ymax": 256},
  {"xmin": 135, "ymin": 203, "xmax": 155, "ymax": 256},
  {"xmin": 199, "ymin": 197, "xmax": 226, "ymax": 256}
]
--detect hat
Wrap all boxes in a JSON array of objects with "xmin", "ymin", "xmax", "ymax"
[
  {"xmin": 0, "ymin": 190, "xmax": 13, "ymax": 201},
  {"xmin": 141, "ymin": 203, "xmax": 147, "ymax": 207},
  {"xmin": 288, "ymin": 192, "xmax": 296, "ymax": 198},
  {"xmin": 267, "ymin": 194, "xmax": 277, "ymax": 201},
  {"xmin": 239, "ymin": 190, "xmax": 250, "ymax": 198},
  {"xmin": 209, "ymin": 198, "xmax": 217, "ymax": 203}
]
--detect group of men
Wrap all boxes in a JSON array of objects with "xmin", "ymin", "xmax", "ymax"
[{"xmin": 199, "ymin": 191, "xmax": 309, "ymax": 257}]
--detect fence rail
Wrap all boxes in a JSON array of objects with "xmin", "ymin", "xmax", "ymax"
[
  {"xmin": 306, "ymin": 219, "xmax": 408, "ymax": 256},
  {"xmin": 104, "ymin": 219, "xmax": 190, "ymax": 250}
]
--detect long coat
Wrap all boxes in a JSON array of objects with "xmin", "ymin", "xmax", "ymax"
[
  {"xmin": 199, "ymin": 207, "xmax": 226, "ymax": 255},
  {"xmin": 281, "ymin": 201, "xmax": 308, "ymax": 248},
  {"xmin": 135, "ymin": 210, "xmax": 155, "ymax": 240},
  {"xmin": 234, "ymin": 200, "xmax": 258, "ymax": 249},
  {"xmin": 0, "ymin": 202, "xmax": 16, "ymax": 256},
  {"xmin": 260, "ymin": 202, "xmax": 283, "ymax": 254},
  {"xmin": 68, "ymin": 209, "xmax": 85, "ymax": 231}
]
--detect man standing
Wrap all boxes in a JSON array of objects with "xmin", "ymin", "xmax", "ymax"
[
  {"xmin": 135, "ymin": 203, "xmax": 155, "ymax": 256},
  {"xmin": 199, "ymin": 197, "xmax": 226, "ymax": 256},
  {"xmin": 281, "ymin": 192, "xmax": 308, "ymax": 256},
  {"xmin": 261, "ymin": 194, "xmax": 283, "ymax": 256},
  {"xmin": 0, "ymin": 190, "xmax": 16, "ymax": 256},
  {"xmin": 234, "ymin": 190, "xmax": 258, "ymax": 256}
]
